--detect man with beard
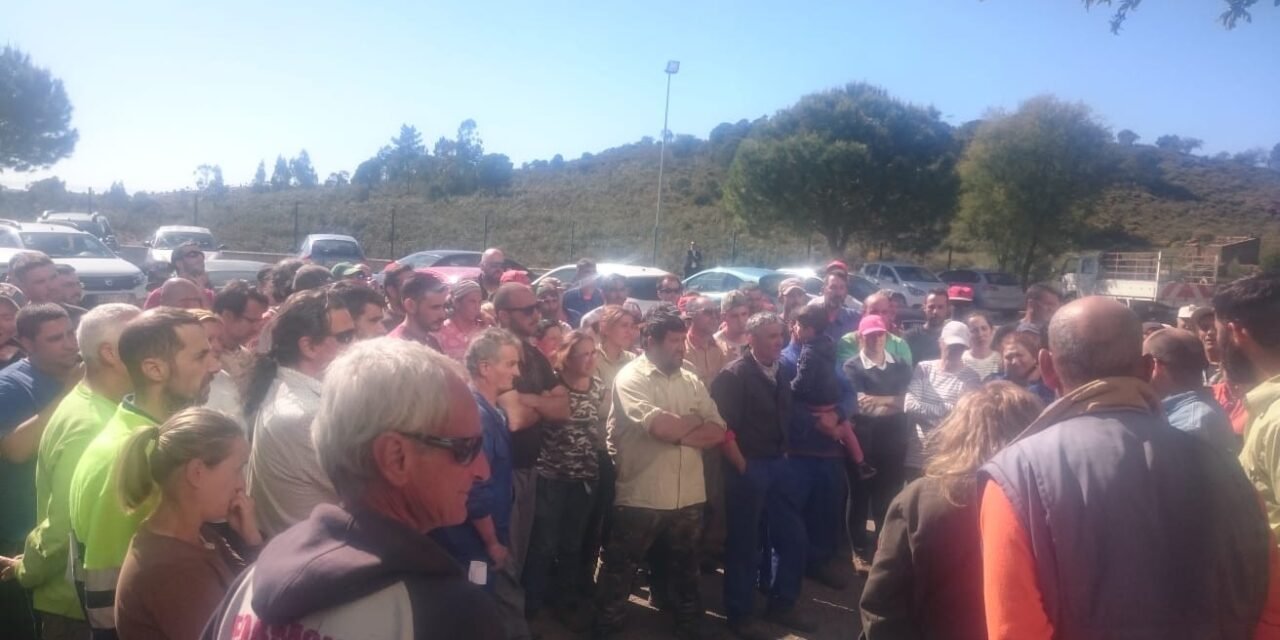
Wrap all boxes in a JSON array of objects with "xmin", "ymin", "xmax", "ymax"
[
  {"xmin": 243, "ymin": 288, "xmax": 355, "ymax": 537},
  {"xmin": 1216, "ymin": 275, "xmax": 1280, "ymax": 535},
  {"xmin": 579, "ymin": 274, "xmax": 639, "ymax": 332},
  {"xmin": 143, "ymin": 241, "xmax": 215, "ymax": 309},
  {"xmin": 68, "ymin": 308, "xmax": 219, "ymax": 638},
  {"xmin": 479, "ymin": 248, "xmax": 508, "ymax": 299},
  {"xmin": 389, "ymin": 271, "xmax": 449, "ymax": 353},
  {"xmin": 904, "ymin": 289, "xmax": 950, "ymax": 364}
]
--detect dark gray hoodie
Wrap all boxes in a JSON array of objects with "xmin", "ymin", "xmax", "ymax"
[{"xmin": 202, "ymin": 503, "xmax": 502, "ymax": 640}]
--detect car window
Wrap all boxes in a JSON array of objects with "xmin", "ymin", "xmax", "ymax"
[
  {"xmin": 400, "ymin": 252, "xmax": 440, "ymax": 268},
  {"xmin": 20, "ymin": 232, "xmax": 115, "ymax": 258},
  {"xmin": 940, "ymin": 270, "xmax": 979, "ymax": 283},
  {"xmin": 881, "ymin": 267, "xmax": 899, "ymax": 283},
  {"xmin": 721, "ymin": 274, "xmax": 741, "ymax": 290},
  {"xmin": 0, "ymin": 229, "xmax": 20, "ymax": 248},
  {"xmin": 685, "ymin": 272, "xmax": 724, "ymax": 292},
  {"xmin": 893, "ymin": 266, "xmax": 940, "ymax": 283},
  {"xmin": 980, "ymin": 272, "xmax": 1019, "ymax": 286},
  {"xmin": 434, "ymin": 253, "xmax": 480, "ymax": 267},
  {"xmin": 758, "ymin": 274, "xmax": 786, "ymax": 298},
  {"xmin": 311, "ymin": 239, "xmax": 363, "ymax": 257},
  {"xmin": 156, "ymin": 231, "xmax": 216, "ymax": 249},
  {"xmin": 850, "ymin": 276, "xmax": 878, "ymax": 301},
  {"xmin": 803, "ymin": 277, "xmax": 824, "ymax": 295},
  {"xmin": 542, "ymin": 266, "xmax": 576, "ymax": 283},
  {"xmin": 626, "ymin": 276, "xmax": 663, "ymax": 301}
]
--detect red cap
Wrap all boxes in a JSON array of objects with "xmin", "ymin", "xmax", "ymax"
[
  {"xmin": 825, "ymin": 260, "xmax": 849, "ymax": 274},
  {"xmin": 947, "ymin": 284, "xmax": 975, "ymax": 302},
  {"xmin": 500, "ymin": 270, "xmax": 531, "ymax": 285}
]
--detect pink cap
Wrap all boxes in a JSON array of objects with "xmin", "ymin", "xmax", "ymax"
[
  {"xmin": 500, "ymin": 270, "xmax": 531, "ymax": 285},
  {"xmin": 858, "ymin": 314, "xmax": 888, "ymax": 336},
  {"xmin": 825, "ymin": 260, "xmax": 850, "ymax": 274},
  {"xmin": 947, "ymin": 284, "xmax": 975, "ymax": 302}
]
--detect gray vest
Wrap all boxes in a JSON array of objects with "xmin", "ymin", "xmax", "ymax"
[{"xmin": 982, "ymin": 409, "xmax": 1269, "ymax": 639}]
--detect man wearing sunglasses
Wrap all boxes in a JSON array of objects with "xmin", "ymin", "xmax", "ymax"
[
  {"xmin": 142, "ymin": 241, "xmax": 216, "ymax": 310},
  {"xmin": 245, "ymin": 288, "xmax": 356, "ymax": 537},
  {"xmin": 493, "ymin": 283, "xmax": 570, "ymax": 594},
  {"xmin": 657, "ymin": 275, "xmax": 684, "ymax": 306},
  {"xmin": 204, "ymin": 338, "xmax": 503, "ymax": 640}
]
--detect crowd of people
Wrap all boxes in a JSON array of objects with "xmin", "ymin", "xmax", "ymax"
[{"xmin": 2, "ymin": 240, "xmax": 1280, "ymax": 640}]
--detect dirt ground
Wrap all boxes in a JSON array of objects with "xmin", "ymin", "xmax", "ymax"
[{"xmin": 534, "ymin": 558, "xmax": 866, "ymax": 640}]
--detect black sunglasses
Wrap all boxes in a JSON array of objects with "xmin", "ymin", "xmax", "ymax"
[
  {"xmin": 501, "ymin": 303, "xmax": 539, "ymax": 316},
  {"xmin": 398, "ymin": 431, "xmax": 484, "ymax": 465}
]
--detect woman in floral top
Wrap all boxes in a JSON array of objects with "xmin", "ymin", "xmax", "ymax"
[
  {"xmin": 434, "ymin": 279, "xmax": 490, "ymax": 361},
  {"xmin": 522, "ymin": 330, "xmax": 602, "ymax": 625}
]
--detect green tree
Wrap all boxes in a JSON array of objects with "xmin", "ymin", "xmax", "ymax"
[
  {"xmin": 724, "ymin": 82, "xmax": 958, "ymax": 256},
  {"xmin": 384, "ymin": 124, "xmax": 425, "ymax": 188},
  {"xmin": 477, "ymin": 153, "xmax": 513, "ymax": 194},
  {"xmin": 251, "ymin": 160, "xmax": 268, "ymax": 192},
  {"xmin": 104, "ymin": 181, "xmax": 129, "ymax": 209},
  {"xmin": 324, "ymin": 171, "xmax": 349, "ymax": 187},
  {"xmin": 1082, "ymin": 0, "xmax": 1273, "ymax": 32},
  {"xmin": 0, "ymin": 46, "xmax": 78, "ymax": 172},
  {"xmin": 1269, "ymin": 143, "xmax": 1280, "ymax": 171},
  {"xmin": 290, "ymin": 150, "xmax": 318, "ymax": 187},
  {"xmin": 1156, "ymin": 134, "xmax": 1204, "ymax": 155},
  {"xmin": 1117, "ymin": 129, "xmax": 1140, "ymax": 146},
  {"xmin": 194, "ymin": 164, "xmax": 226, "ymax": 194},
  {"xmin": 955, "ymin": 95, "xmax": 1114, "ymax": 285},
  {"xmin": 270, "ymin": 155, "xmax": 291, "ymax": 191}
]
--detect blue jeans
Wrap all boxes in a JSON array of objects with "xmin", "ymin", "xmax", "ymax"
[
  {"xmin": 789, "ymin": 456, "xmax": 847, "ymax": 572},
  {"xmin": 723, "ymin": 457, "xmax": 806, "ymax": 623}
]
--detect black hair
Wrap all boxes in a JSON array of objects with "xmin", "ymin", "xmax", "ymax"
[
  {"xmin": 270, "ymin": 259, "xmax": 305, "ymax": 303},
  {"xmin": 400, "ymin": 271, "xmax": 447, "ymax": 302},
  {"xmin": 292, "ymin": 265, "xmax": 334, "ymax": 292},
  {"xmin": 55, "ymin": 264, "xmax": 76, "ymax": 276},
  {"xmin": 641, "ymin": 303, "xmax": 685, "ymax": 343},
  {"xmin": 795, "ymin": 303, "xmax": 830, "ymax": 335},
  {"xmin": 1026, "ymin": 283, "xmax": 1062, "ymax": 304},
  {"xmin": 241, "ymin": 288, "xmax": 340, "ymax": 423},
  {"xmin": 214, "ymin": 279, "xmax": 269, "ymax": 316},
  {"xmin": 117, "ymin": 308, "xmax": 201, "ymax": 389},
  {"xmin": 330, "ymin": 281, "xmax": 385, "ymax": 321},
  {"xmin": 384, "ymin": 263, "xmax": 415, "ymax": 294},
  {"xmin": 15, "ymin": 303, "xmax": 68, "ymax": 341},
  {"xmin": 1213, "ymin": 274, "xmax": 1280, "ymax": 349}
]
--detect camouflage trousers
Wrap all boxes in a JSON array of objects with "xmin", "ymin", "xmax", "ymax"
[{"xmin": 593, "ymin": 504, "xmax": 704, "ymax": 632}]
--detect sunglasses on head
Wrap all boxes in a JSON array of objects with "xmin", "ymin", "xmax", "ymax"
[{"xmin": 398, "ymin": 431, "xmax": 484, "ymax": 465}]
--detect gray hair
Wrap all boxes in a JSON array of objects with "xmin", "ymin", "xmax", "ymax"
[
  {"xmin": 77, "ymin": 303, "xmax": 141, "ymax": 369},
  {"xmin": 313, "ymin": 337, "xmax": 465, "ymax": 498},
  {"xmin": 465, "ymin": 327, "xmax": 522, "ymax": 378},
  {"xmin": 746, "ymin": 311, "xmax": 783, "ymax": 337}
]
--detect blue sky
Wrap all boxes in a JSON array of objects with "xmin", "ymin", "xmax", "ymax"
[{"xmin": 3, "ymin": 0, "xmax": 1278, "ymax": 192}]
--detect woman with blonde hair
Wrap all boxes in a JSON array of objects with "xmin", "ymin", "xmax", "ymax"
[
  {"xmin": 860, "ymin": 381, "xmax": 1043, "ymax": 639},
  {"xmin": 113, "ymin": 407, "xmax": 261, "ymax": 640}
]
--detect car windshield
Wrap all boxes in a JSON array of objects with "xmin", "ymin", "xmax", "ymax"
[
  {"xmin": 0, "ymin": 230, "xmax": 20, "ymax": 248},
  {"xmin": 626, "ymin": 275, "xmax": 664, "ymax": 300},
  {"xmin": 156, "ymin": 231, "xmax": 216, "ymax": 249},
  {"xmin": 895, "ymin": 266, "xmax": 940, "ymax": 283},
  {"xmin": 982, "ymin": 272, "xmax": 1019, "ymax": 285},
  {"xmin": 311, "ymin": 239, "xmax": 362, "ymax": 257},
  {"xmin": 20, "ymin": 232, "xmax": 115, "ymax": 258}
]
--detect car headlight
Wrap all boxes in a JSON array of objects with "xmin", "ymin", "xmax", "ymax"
[{"xmin": 906, "ymin": 285, "xmax": 925, "ymax": 296}]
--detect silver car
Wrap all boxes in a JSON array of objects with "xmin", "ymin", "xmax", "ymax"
[{"xmin": 938, "ymin": 269, "xmax": 1025, "ymax": 312}]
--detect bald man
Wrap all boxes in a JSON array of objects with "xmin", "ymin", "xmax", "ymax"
[
  {"xmin": 836, "ymin": 292, "xmax": 913, "ymax": 367},
  {"xmin": 155, "ymin": 278, "xmax": 207, "ymax": 310},
  {"xmin": 1144, "ymin": 328, "xmax": 1237, "ymax": 454},
  {"xmin": 478, "ymin": 248, "xmax": 506, "ymax": 299},
  {"xmin": 978, "ymin": 297, "xmax": 1280, "ymax": 639}
]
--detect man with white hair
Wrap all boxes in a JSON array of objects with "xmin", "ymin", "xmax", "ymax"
[
  {"xmin": 0, "ymin": 304, "xmax": 137, "ymax": 640},
  {"xmin": 203, "ymin": 338, "xmax": 503, "ymax": 640}
]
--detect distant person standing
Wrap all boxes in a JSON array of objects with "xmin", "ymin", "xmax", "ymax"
[
  {"xmin": 437, "ymin": 279, "xmax": 489, "ymax": 361},
  {"xmin": 904, "ymin": 321, "xmax": 981, "ymax": 479},
  {"xmin": 479, "ymin": 248, "xmax": 508, "ymax": 299},
  {"xmin": 1143, "ymin": 328, "xmax": 1237, "ymax": 455},
  {"xmin": 963, "ymin": 311, "xmax": 1002, "ymax": 380},
  {"xmin": 143, "ymin": 241, "xmax": 214, "ymax": 309},
  {"xmin": 905, "ymin": 289, "xmax": 951, "ymax": 363},
  {"xmin": 562, "ymin": 259, "xmax": 603, "ymax": 319},
  {"xmin": 389, "ymin": 271, "xmax": 449, "ymax": 353},
  {"xmin": 379, "ymin": 263, "xmax": 415, "ymax": 333},
  {"xmin": 684, "ymin": 241, "xmax": 703, "ymax": 278},
  {"xmin": 1021, "ymin": 283, "xmax": 1063, "ymax": 336}
]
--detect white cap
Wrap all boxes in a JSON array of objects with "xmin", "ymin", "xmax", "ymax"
[
  {"xmin": 1178, "ymin": 305, "xmax": 1197, "ymax": 320},
  {"xmin": 940, "ymin": 320, "xmax": 971, "ymax": 348}
]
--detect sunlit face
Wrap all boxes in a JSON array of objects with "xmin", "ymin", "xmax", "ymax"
[
  {"xmin": 408, "ymin": 291, "xmax": 448, "ymax": 332},
  {"xmin": 57, "ymin": 272, "xmax": 83, "ymax": 305},
  {"xmin": 221, "ymin": 298, "xmax": 267, "ymax": 348},
  {"xmin": 161, "ymin": 324, "xmax": 220, "ymax": 411},
  {"xmin": 354, "ymin": 303, "xmax": 387, "ymax": 340},
  {"xmin": 602, "ymin": 314, "xmax": 636, "ymax": 351},
  {"xmin": 22, "ymin": 316, "xmax": 79, "ymax": 374},
  {"xmin": 455, "ymin": 291, "xmax": 484, "ymax": 323},
  {"xmin": 724, "ymin": 305, "xmax": 750, "ymax": 334},
  {"xmin": 823, "ymin": 275, "xmax": 848, "ymax": 308},
  {"xmin": 747, "ymin": 322, "xmax": 784, "ymax": 365},
  {"xmin": 648, "ymin": 327, "xmax": 687, "ymax": 374},
  {"xmin": 603, "ymin": 280, "xmax": 629, "ymax": 305},
  {"xmin": 924, "ymin": 294, "xmax": 950, "ymax": 327},
  {"xmin": 498, "ymin": 288, "xmax": 541, "ymax": 338},
  {"xmin": 537, "ymin": 290, "xmax": 562, "ymax": 317},
  {"xmin": 313, "ymin": 309, "xmax": 355, "ymax": 370},
  {"xmin": 691, "ymin": 307, "xmax": 719, "ymax": 335},
  {"xmin": 537, "ymin": 325, "xmax": 564, "ymax": 359},
  {"xmin": 403, "ymin": 376, "xmax": 487, "ymax": 529},
  {"xmin": 657, "ymin": 279, "xmax": 683, "ymax": 304},
  {"xmin": 16, "ymin": 264, "xmax": 57, "ymax": 304},
  {"xmin": 201, "ymin": 319, "xmax": 226, "ymax": 360},
  {"xmin": 195, "ymin": 437, "xmax": 249, "ymax": 523},
  {"xmin": 862, "ymin": 331, "xmax": 887, "ymax": 354},
  {"xmin": 178, "ymin": 248, "xmax": 206, "ymax": 277},
  {"xmin": 482, "ymin": 343, "xmax": 521, "ymax": 393},
  {"xmin": 967, "ymin": 315, "xmax": 993, "ymax": 351},
  {"xmin": 564, "ymin": 336, "xmax": 598, "ymax": 377},
  {"xmin": 1003, "ymin": 342, "xmax": 1037, "ymax": 383}
]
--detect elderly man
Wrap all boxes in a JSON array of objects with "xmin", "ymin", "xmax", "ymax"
[
  {"xmin": 594, "ymin": 304, "xmax": 726, "ymax": 639},
  {"xmin": 980, "ymin": 296, "xmax": 1280, "ymax": 638},
  {"xmin": 838, "ymin": 291, "xmax": 914, "ymax": 367},
  {"xmin": 1144, "ymin": 328, "xmax": 1237, "ymax": 454},
  {"xmin": 204, "ymin": 338, "xmax": 503, "ymax": 639},
  {"xmin": 711, "ymin": 312, "xmax": 812, "ymax": 638},
  {"xmin": 479, "ymin": 247, "xmax": 507, "ymax": 298},
  {"xmin": 0, "ymin": 304, "xmax": 137, "ymax": 640}
]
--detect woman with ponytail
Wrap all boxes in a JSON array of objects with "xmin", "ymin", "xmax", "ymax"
[{"xmin": 113, "ymin": 407, "xmax": 261, "ymax": 640}]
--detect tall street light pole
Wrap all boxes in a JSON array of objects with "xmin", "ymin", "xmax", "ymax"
[{"xmin": 653, "ymin": 60, "xmax": 679, "ymax": 266}]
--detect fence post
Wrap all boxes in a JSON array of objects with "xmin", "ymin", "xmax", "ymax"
[
  {"xmin": 731, "ymin": 230, "xmax": 738, "ymax": 265},
  {"xmin": 193, "ymin": 192, "xmax": 199, "ymax": 226},
  {"xmin": 483, "ymin": 213, "xmax": 490, "ymax": 249},
  {"xmin": 292, "ymin": 201, "xmax": 300, "ymax": 251},
  {"xmin": 569, "ymin": 220, "xmax": 576, "ymax": 263},
  {"xmin": 390, "ymin": 206, "xmax": 397, "ymax": 258}
]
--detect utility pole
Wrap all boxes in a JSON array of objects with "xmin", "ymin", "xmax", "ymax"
[
  {"xmin": 87, "ymin": 188, "xmax": 94, "ymax": 213},
  {"xmin": 569, "ymin": 220, "xmax": 576, "ymax": 262},
  {"xmin": 653, "ymin": 60, "xmax": 680, "ymax": 266},
  {"xmin": 390, "ymin": 207, "xmax": 397, "ymax": 258},
  {"xmin": 193, "ymin": 192, "xmax": 200, "ymax": 226},
  {"xmin": 483, "ymin": 212, "xmax": 490, "ymax": 249},
  {"xmin": 293, "ymin": 201, "xmax": 300, "ymax": 250}
]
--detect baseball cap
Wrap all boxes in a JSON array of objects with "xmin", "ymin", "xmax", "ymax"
[
  {"xmin": 536, "ymin": 277, "xmax": 564, "ymax": 297},
  {"xmin": 947, "ymin": 284, "xmax": 975, "ymax": 303},
  {"xmin": 1177, "ymin": 305, "xmax": 1198, "ymax": 320},
  {"xmin": 778, "ymin": 277, "xmax": 807, "ymax": 297},
  {"xmin": 1190, "ymin": 306, "xmax": 1215, "ymax": 326},
  {"xmin": 170, "ymin": 241, "xmax": 203, "ymax": 266},
  {"xmin": 0, "ymin": 283, "xmax": 28, "ymax": 311},
  {"xmin": 940, "ymin": 320, "xmax": 971, "ymax": 348},
  {"xmin": 331, "ymin": 262, "xmax": 360, "ymax": 278},
  {"xmin": 825, "ymin": 260, "xmax": 849, "ymax": 274},
  {"xmin": 500, "ymin": 270, "xmax": 531, "ymax": 286},
  {"xmin": 858, "ymin": 314, "xmax": 888, "ymax": 337}
]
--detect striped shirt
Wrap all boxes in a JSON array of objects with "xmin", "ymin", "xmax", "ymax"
[{"xmin": 904, "ymin": 360, "xmax": 981, "ymax": 469}]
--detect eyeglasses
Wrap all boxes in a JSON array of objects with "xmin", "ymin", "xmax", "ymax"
[
  {"xmin": 398, "ymin": 431, "xmax": 484, "ymax": 465},
  {"xmin": 501, "ymin": 304, "xmax": 539, "ymax": 316},
  {"xmin": 331, "ymin": 329, "xmax": 356, "ymax": 344}
]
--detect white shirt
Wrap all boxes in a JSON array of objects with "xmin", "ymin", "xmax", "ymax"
[
  {"xmin": 963, "ymin": 350, "xmax": 1002, "ymax": 381},
  {"xmin": 205, "ymin": 370, "xmax": 246, "ymax": 434},
  {"xmin": 246, "ymin": 366, "xmax": 337, "ymax": 537},
  {"xmin": 859, "ymin": 349, "xmax": 897, "ymax": 372}
]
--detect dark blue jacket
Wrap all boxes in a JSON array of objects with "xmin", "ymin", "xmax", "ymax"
[
  {"xmin": 781, "ymin": 341, "xmax": 853, "ymax": 458},
  {"xmin": 430, "ymin": 391, "xmax": 513, "ymax": 565}
]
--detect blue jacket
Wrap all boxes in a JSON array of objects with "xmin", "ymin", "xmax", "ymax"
[
  {"xmin": 782, "ymin": 341, "xmax": 853, "ymax": 458},
  {"xmin": 430, "ymin": 390, "xmax": 513, "ymax": 565}
]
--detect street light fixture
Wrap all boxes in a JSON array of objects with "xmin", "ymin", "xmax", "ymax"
[{"xmin": 653, "ymin": 60, "xmax": 679, "ymax": 266}]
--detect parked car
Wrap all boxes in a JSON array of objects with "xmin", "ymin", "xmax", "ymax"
[
  {"xmin": 938, "ymin": 268, "xmax": 1025, "ymax": 312},
  {"xmin": 380, "ymin": 249, "xmax": 529, "ymax": 287},
  {"xmin": 38, "ymin": 211, "xmax": 118, "ymax": 249},
  {"xmin": 859, "ymin": 262, "xmax": 944, "ymax": 308},
  {"xmin": 205, "ymin": 259, "xmax": 271, "ymax": 290},
  {"xmin": 534, "ymin": 263, "xmax": 675, "ymax": 314},
  {"xmin": 144, "ymin": 225, "xmax": 226, "ymax": 263},
  {"xmin": 777, "ymin": 266, "xmax": 878, "ymax": 307},
  {"xmin": 298, "ymin": 234, "xmax": 365, "ymax": 268},
  {"xmin": 683, "ymin": 267, "xmax": 789, "ymax": 303},
  {"xmin": 0, "ymin": 222, "xmax": 146, "ymax": 306}
]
